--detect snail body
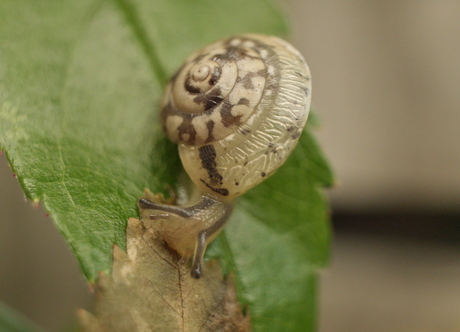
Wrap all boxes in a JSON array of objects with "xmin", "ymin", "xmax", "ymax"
[{"xmin": 139, "ymin": 34, "xmax": 311, "ymax": 278}]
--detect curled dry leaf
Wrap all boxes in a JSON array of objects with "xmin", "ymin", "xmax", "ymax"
[{"xmin": 78, "ymin": 214, "xmax": 250, "ymax": 332}]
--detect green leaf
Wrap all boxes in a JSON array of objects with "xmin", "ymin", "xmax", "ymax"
[
  {"xmin": 0, "ymin": 0, "xmax": 333, "ymax": 331},
  {"xmin": 0, "ymin": 0, "xmax": 287, "ymax": 280}
]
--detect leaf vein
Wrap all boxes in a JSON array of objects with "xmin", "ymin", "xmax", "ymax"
[{"xmin": 111, "ymin": 0, "xmax": 168, "ymax": 85}]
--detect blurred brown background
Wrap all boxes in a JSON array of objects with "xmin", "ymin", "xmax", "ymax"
[
  {"xmin": 1, "ymin": 1, "xmax": 459, "ymax": 331},
  {"xmin": 286, "ymin": 1, "xmax": 460, "ymax": 331}
]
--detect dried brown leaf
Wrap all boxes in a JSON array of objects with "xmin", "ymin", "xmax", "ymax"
[{"xmin": 79, "ymin": 215, "xmax": 250, "ymax": 332}]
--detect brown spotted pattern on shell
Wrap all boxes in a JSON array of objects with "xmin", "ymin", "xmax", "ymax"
[{"xmin": 161, "ymin": 34, "xmax": 311, "ymax": 200}]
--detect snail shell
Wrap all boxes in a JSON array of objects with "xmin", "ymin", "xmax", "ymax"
[
  {"xmin": 140, "ymin": 35, "xmax": 311, "ymax": 278},
  {"xmin": 161, "ymin": 34, "xmax": 311, "ymax": 200}
]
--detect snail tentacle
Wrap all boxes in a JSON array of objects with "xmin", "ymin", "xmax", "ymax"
[{"xmin": 139, "ymin": 193, "xmax": 234, "ymax": 278}]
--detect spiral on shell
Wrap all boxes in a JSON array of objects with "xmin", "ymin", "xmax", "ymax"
[{"xmin": 161, "ymin": 34, "xmax": 311, "ymax": 200}]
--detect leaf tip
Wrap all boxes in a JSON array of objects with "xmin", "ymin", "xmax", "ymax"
[
  {"xmin": 78, "ymin": 308, "xmax": 102, "ymax": 332},
  {"xmin": 128, "ymin": 217, "xmax": 141, "ymax": 227},
  {"xmin": 32, "ymin": 198, "xmax": 40, "ymax": 208}
]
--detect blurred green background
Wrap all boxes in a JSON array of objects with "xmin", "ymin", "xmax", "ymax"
[{"xmin": 1, "ymin": 1, "xmax": 459, "ymax": 331}]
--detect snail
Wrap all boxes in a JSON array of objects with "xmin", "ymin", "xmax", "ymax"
[{"xmin": 139, "ymin": 34, "xmax": 311, "ymax": 278}]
